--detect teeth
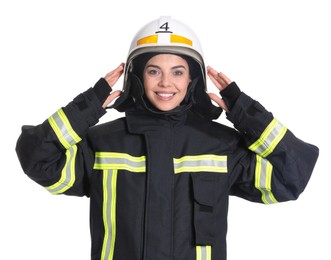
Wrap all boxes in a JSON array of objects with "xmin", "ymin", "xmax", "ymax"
[{"xmin": 157, "ymin": 93, "xmax": 174, "ymax": 98}]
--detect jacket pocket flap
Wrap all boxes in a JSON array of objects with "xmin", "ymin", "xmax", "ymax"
[
  {"xmin": 192, "ymin": 173, "xmax": 215, "ymax": 207},
  {"xmin": 191, "ymin": 173, "xmax": 216, "ymax": 245}
]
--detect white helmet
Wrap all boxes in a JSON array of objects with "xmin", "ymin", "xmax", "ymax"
[
  {"xmin": 123, "ymin": 16, "xmax": 206, "ymax": 90},
  {"xmin": 112, "ymin": 16, "xmax": 221, "ymax": 119}
]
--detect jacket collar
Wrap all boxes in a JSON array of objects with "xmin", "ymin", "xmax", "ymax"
[{"xmin": 125, "ymin": 107, "xmax": 188, "ymax": 134}]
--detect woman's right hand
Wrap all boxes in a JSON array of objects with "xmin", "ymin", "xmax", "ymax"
[{"xmin": 102, "ymin": 63, "xmax": 125, "ymax": 109}]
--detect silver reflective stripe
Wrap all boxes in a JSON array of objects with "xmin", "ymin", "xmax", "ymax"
[
  {"xmin": 101, "ymin": 169, "xmax": 117, "ymax": 260},
  {"xmin": 196, "ymin": 245, "xmax": 211, "ymax": 260},
  {"xmin": 249, "ymin": 118, "xmax": 287, "ymax": 157},
  {"xmin": 94, "ymin": 152, "xmax": 146, "ymax": 172},
  {"xmin": 255, "ymin": 155, "xmax": 278, "ymax": 204},
  {"xmin": 48, "ymin": 108, "xmax": 81, "ymax": 149},
  {"xmin": 174, "ymin": 155, "xmax": 227, "ymax": 174},
  {"xmin": 46, "ymin": 145, "xmax": 77, "ymax": 194}
]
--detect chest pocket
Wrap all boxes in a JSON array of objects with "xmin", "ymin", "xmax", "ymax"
[{"xmin": 174, "ymin": 155, "xmax": 228, "ymax": 246}]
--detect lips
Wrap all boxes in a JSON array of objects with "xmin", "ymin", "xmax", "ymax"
[{"xmin": 156, "ymin": 92, "xmax": 175, "ymax": 100}]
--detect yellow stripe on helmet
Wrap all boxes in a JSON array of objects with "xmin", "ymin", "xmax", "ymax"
[
  {"xmin": 136, "ymin": 34, "xmax": 192, "ymax": 47},
  {"xmin": 137, "ymin": 34, "xmax": 158, "ymax": 45},
  {"xmin": 171, "ymin": 34, "xmax": 192, "ymax": 46}
]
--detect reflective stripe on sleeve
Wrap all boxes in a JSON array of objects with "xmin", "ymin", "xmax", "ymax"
[
  {"xmin": 94, "ymin": 152, "xmax": 146, "ymax": 172},
  {"xmin": 46, "ymin": 145, "xmax": 77, "ymax": 194},
  {"xmin": 174, "ymin": 155, "xmax": 227, "ymax": 174},
  {"xmin": 196, "ymin": 245, "xmax": 212, "ymax": 260},
  {"xmin": 101, "ymin": 169, "xmax": 117, "ymax": 260},
  {"xmin": 48, "ymin": 108, "xmax": 81, "ymax": 149},
  {"xmin": 249, "ymin": 118, "xmax": 287, "ymax": 157},
  {"xmin": 255, "ymin": 155, "xmax": 278, "ymax": 204}
]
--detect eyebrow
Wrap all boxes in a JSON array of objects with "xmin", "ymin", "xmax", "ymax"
[{"xmin": 145, "ymin": 64, "xmax": 187, "ymax": 70}]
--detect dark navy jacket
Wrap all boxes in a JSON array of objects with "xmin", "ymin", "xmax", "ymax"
[{"xmin": 16, "ymin": 78, "xmax": 319, "ymax": 260}]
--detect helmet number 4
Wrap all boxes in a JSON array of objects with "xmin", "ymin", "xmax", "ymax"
[{"xmin": 156, "ymin": 22, "xmax": 173, "ymax": 33}]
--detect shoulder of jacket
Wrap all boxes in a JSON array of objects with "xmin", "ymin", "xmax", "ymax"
[
  {"xmin": 88, "ymin": 117, "xmax": 128, "ymax": 136},
  {"xmin": 187, "ymin": 112, "xmax": 241, "ymax": 141}
]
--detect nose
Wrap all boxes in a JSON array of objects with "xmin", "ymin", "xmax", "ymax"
[{"xmin": 159, "ymin": 73, "xmax": 172, "ymax": 88}]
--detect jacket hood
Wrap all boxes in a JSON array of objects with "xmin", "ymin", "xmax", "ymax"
[
  {"xmin": 109, "ymin": 53, "xmax": 222, "ymax": 120},
  {"xmin": 110, "ymin": 72, "xmax": 222, "ymax": 120}
]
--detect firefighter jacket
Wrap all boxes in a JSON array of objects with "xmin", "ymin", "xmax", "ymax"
[{"xmin": 16, "ymin": 78, "xmax": 319, "ymax": 260}]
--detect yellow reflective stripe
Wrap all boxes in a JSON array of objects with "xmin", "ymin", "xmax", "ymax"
[
  {"xmin": 174, "ymin": 155, "xmax": 227, "ymax": 174},
  {"xmin": 48, "ymin": 114, "xmax": 70, "ymax": 149},
  {"xmin": 48, "ymin": 108, "xmax": 81, "ymax": 149},
  {"xmin": 137, "ymin": 34, "xmax": 158, "ymax": 45},
  {"xmin": 196, "ymin": 245, "xmax": 212, "ymax": 260},
  {"xmin": 46, "ymin": 145, "xmax": 77, "ymax": 194},
  {"xmin": 95, "ymin": 153, "xmax": 226, "ymax": 174},
  {"xmin": 255, "ymin": 155, "xmax": 278, "ymax": 204},
  {"xmin": 101, "ymin": 169, "xmax": 117, "ymax": 260},
  {"xmin": 136, "ymin": 34, "xmax": 192, "ymax": 46},
  {"xmin": 94, "ymin": 152, "xmax": 146, "ymax": 172},
  {"xmin": 170, "ymin": 34, "xmax": 192, "ymax": 46},
  {"xmin": 249, "ymin": 118, "xmax": 287, "ymax": 157}
]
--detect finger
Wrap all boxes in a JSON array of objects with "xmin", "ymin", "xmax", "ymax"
[
  {"xmin": 102, "ymin": 90, "xmax": 122, "ymax": 109},
  {"xmin": 105, "ymin": 63, "xmax": 125, "ymax": 77},
  {"xmin": 208, "ymin": 93, "xmax": 229, "ymax": 112},
  {"xmin": 207, "ymin": 66, "xmax": 219, "ymax": 78},
  {"xmin": 216, "ymin": 71, "xmax": 231, "ymax": 85},
  {"xmin": 207, "ymin": 66, "xmax": 231, "ymax": 84},
  {"xmin": 207, "ymin": 66, "xmax": 232, "ymax": 90},
  {"xmin": 208, "ymin": 70, "xmax": 224, "ymax": 91},
  {"xmin": 105, "ymin": 63, "xmax": 125, "ymax": 87},
  {"xmin": 207, "ymin": 66, "xmax": 228, "ymax": 88}
]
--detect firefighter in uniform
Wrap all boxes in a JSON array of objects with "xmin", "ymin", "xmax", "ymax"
[{"xmin": 16, "ymin": 16, "xmax": 319, "ymax": 260}]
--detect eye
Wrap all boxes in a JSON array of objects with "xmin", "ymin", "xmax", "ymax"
[
  {"xmin": 173, "ymin": 70, "xmax": 184, "ymax": 76},
  {"xmin": 146, "ymin": 68, "xmax": 159, "ymax": 76}
]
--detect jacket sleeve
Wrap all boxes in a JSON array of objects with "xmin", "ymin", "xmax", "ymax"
[
  {"xmin": 15, "ymin": 78, "xmax": 111, "ymax": 197},
  {"xmin": 224, "ymin": 84, "xmax": 319, "ymax": 204}
]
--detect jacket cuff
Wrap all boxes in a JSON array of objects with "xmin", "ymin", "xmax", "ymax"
[
  {"xmin": 220, "ymin": 81, "xmax": 241, "ymax": 111},
  {"xmin": 92, "ymin": 78, "xmax": 112, "ymax": 104},
  {"xmin": 226, "ymin": 93, "xmax": 273, "ymax": 140}
]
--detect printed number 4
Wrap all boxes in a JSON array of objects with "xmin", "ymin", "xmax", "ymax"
[
  {"xmin": 159, "ymin": 22, "xmax": 170, "ymax": 31},
  {"xmin": 156, "ymin": 22, "xmax": 172, "ymax": 33}
]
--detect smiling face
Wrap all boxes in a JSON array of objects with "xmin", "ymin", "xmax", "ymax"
[{"xmin": 143, "ymin": 54, "xmax": 192, "ymax": 111}]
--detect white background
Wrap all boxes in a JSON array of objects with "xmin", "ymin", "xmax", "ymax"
[{"xmin": 1, "ymin": 0, "xmax": 329, "ymax": 259}]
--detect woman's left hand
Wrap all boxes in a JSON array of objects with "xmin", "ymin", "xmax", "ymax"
[{"xmin": 207, "ymin": 66, "xmax": 232, "ymax": 112}]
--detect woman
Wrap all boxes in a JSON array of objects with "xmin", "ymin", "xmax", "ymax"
[{"xmin": 16, "ymin": 16, "xmax": 319, "ymax": 260}]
